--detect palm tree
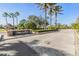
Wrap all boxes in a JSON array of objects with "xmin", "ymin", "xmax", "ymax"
[
  {"xmin": 48, "ymin": 9, "xmax": 54, "ymax": 26},
  {"xmin": 53, "ymin": 5, "xmax": 63, "ymax": 27},
  {"xmin": 48, "ymin": 3, "xmax": 56, "ymax": 25},
  {"xmin": 9, "ymin": 13, "xmax": 16, "ymax": 29},
  {"xmin": 2, "ymin": 12, "xmax": 9, "ymax": 25},
  {"xmin": 15, "ymin": 12, "xmax": 20, "ymax": 25},
  {"xmin": 37, "ymin": 3, "xmax": 49, "ymax": 29}
]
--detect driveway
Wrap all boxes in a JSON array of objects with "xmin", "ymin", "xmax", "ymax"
[{"xmin": 0, "ymin": 29, "xmax": 75, "ymax": 56}]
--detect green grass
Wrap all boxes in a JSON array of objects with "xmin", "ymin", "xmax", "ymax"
[{"xmin": 0, "ymin": 29, "xmax": 6, "ymax": 32}]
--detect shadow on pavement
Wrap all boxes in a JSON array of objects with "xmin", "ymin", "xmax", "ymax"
[
  {"xmin": 0, "ymin": 41, "xmax": 39, "ymax": 56},
  {"xmin": 29, "ymin": 40, "xmax": 39, "ymax": 45},
  {"xmin": 0, "ymin": 40, "xmax": 72, "ymax": 56},
  {"xmin": 32, "ymin": 46, "xmax": 72, "ymax": 56}
]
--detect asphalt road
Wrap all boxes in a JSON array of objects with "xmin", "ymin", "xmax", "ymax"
[{"xmin": 0, "ymin": 29, "xmax": 75, "ymax": 56}]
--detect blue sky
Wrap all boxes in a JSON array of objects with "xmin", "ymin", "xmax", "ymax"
[{"xmin": 0, "ymin": 3, "xmax": 79, "ymax": 25}]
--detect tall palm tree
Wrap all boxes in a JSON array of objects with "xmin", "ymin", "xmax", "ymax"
[
  {"xmin": 53, "ymin": 5, "xmax": 63, "ymax": 27},
  {"xmin": 9, "ymin": 13, "xmax": 16, "ymax": 29},
  {"xmin": 48, "ymin": 9, "xmax": 54, "ymax": 26},
  {"xmin": 2, "ymin": 12, "xmax": 9, "ymax": 25},
  {"xmin": 15, "ymin": 12, "xmax": 20, "ymax": 25},
  {"xmin": 48, "ymin": 3, "xmax": 56, "ymax": 25},
  {"xmin": 37, "ymin": 3, "xmax": 49, "ymax": 29}
]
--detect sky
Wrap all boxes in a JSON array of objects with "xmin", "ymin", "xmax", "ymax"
[{"xmin": 0, "ymin": 3, "xmax": 79, "ymax": 25}]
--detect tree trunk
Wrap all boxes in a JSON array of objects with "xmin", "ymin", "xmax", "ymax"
[
  {"xmin": 16, "ymin": 17, "xmax": 18, "ymax": 25},
  {"xmin": 6, "ymin": 17, "xmax": 8, "ymax": 25},
  {"xmin": 5, "ymin": 17, "xmax": 8, "ymax": 31},
  {"xmin": 16, "ymin": 17, "xmax": 18, "ymax": 29},
  {"xmin": 50, "ymin": 13, "xmax": 52, "ymax": 26},
  {"xmin": 50, "ymin": 14, "xmax": 52, "ymax": 26},
  {"xmin": 55, "ymin": 13, "xmax": 57, "ymax": 27},
  {"xmin": 49, "ymin": 8, "xmax": 52, "ymax": 26},
  {"xmin": 44, "ymin": 7, "xmax": 47, "ymax": 29},
  {"xmin": 13, "ymin": 17, "xmax": 15, "ymax": 29}
]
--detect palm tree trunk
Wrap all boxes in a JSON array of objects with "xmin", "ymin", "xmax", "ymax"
[
  {"xmin": 6, "ymin": 17, "xmax": 8, "ymax": 25},
  {"xmin": 16, "ymin": 17, "xmax": 18, "ymax": 29},
  {"xmin": 16, "ymin": 17, "xmax": 18, "ymax": 25},
  {"xmin": 55, "ymin": 13, "xmax": 57, "ymax": 27},
  {"xmin": 49, "ymin": 8, "xmax": 52, "ymax": 26},
  {"xmin": 50, "ymin": 12, "xmax": 52, "ymax": 26},
  {"xmin": 44, "ymin": 7, "xmax": 47, "ymax": 29},
  {"xmin": 5, "ymin": 17, "xmax": 8, "ymax": 31},
  {"xmin": 13, "ymin": 17, "xmax": 15, "ymax": 29}
]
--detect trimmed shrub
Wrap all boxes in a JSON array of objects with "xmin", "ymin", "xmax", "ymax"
[
  {"xmin": 32, "ymin": 29, "xmax": 58, "ymax": 33},
  {"xmin": 48, "ymin": 26, "xmax": 57, "ymax": 30}
]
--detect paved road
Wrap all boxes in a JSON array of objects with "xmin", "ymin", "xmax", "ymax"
[{"xmin": 0, "ymin": 29, "xmax": 75, "ymax": 56}]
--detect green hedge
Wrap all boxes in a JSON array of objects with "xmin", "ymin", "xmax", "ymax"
[
  {"xmin": 48, "ymin": 26, "xmax": 58, "ymax": 30},
  {"xmin": 32, "ymin": 26, "xmax": 58, "ymax": 32},
  {"xmin": 32, "ymin": 29, "xmax": 58, "ymax": 32}
]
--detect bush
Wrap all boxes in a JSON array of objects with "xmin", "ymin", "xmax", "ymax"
[
  {"xmin": 48, "ymin": 26, "xmax": 57, "ymax": 30},
  {"xmin": 33, "ymin": 29, "xmax": 46, "ymax": 32},
  {"xmin": 32, "ymin": 26, "xmax": 59, "ymax": 33},
  {"xmin": 32, "ymin": 29, "xmax": 58, "ymax": 33}
]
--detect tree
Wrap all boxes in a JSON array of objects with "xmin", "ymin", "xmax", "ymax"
[
  {"xmin": 37, "ymin": 3, "xmax": 49, "ymax": 29},
  {"xmin": 39, "ymin": 16, "xmax": 49, "ymax": 28},
  {"xmin": 18, "ymin": 19, "xmax": 26, "ymax": 29},
  {"xmin": 28, "ymin": 15, "xmax": 41, "ymax": 28},
  {"xmin": 71, "ymin": 17, "xmax": 79, "ymax": 29},
  {"xmin": 25, "ymin": 21, "xmax": 37, "ymax": 29},
  {"xmin": 18, "ymin": 15, "xmax": 49, "ymax": 29},
  {"xmin": 48, "ymin": 3, "xmax": 56, "ymax": 25},
  {"xmin": 2, "ymin": 12, "xmax": 9, "ymax": 25},
  {"xmin": 15, "ymin": 12, "xmax": 20, "ymax": 25},
  {"xmin": 27, "ymin": 15, "xmax": 49, "ymax": 29},
  {"xmin": 57, "ymin": 24, "xmax": 69, "ymax": 29},
  {"xmin": 9, "ymin": 13, "xmax": 16, "ymax": 29},
  {"xmin": 71, "ymin": 23, "xmax": 78, "ymax": 29},
  {"xmin": 0, "ymin": 25, "xmax": 4, "ymax": 29},
  {"xmin": 76, "ymin": 17, "xmax": 79, "ymax": 24},
  {"xmin": 53, "ymin": 5, "xmax": 63, "ymax": 27},
  {"xmin": 18, "ymin": 19, "xmax": 37, "ymax": 29}
]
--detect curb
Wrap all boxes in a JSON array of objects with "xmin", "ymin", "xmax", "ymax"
[{"xmin": 74, "ymin": 30, "xmax": 79, "ymax": 56}]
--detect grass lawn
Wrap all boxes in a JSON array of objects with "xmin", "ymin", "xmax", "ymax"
[{"xmin": 0, "ymin": 29, "xmax": 6, "ymax": 32}]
